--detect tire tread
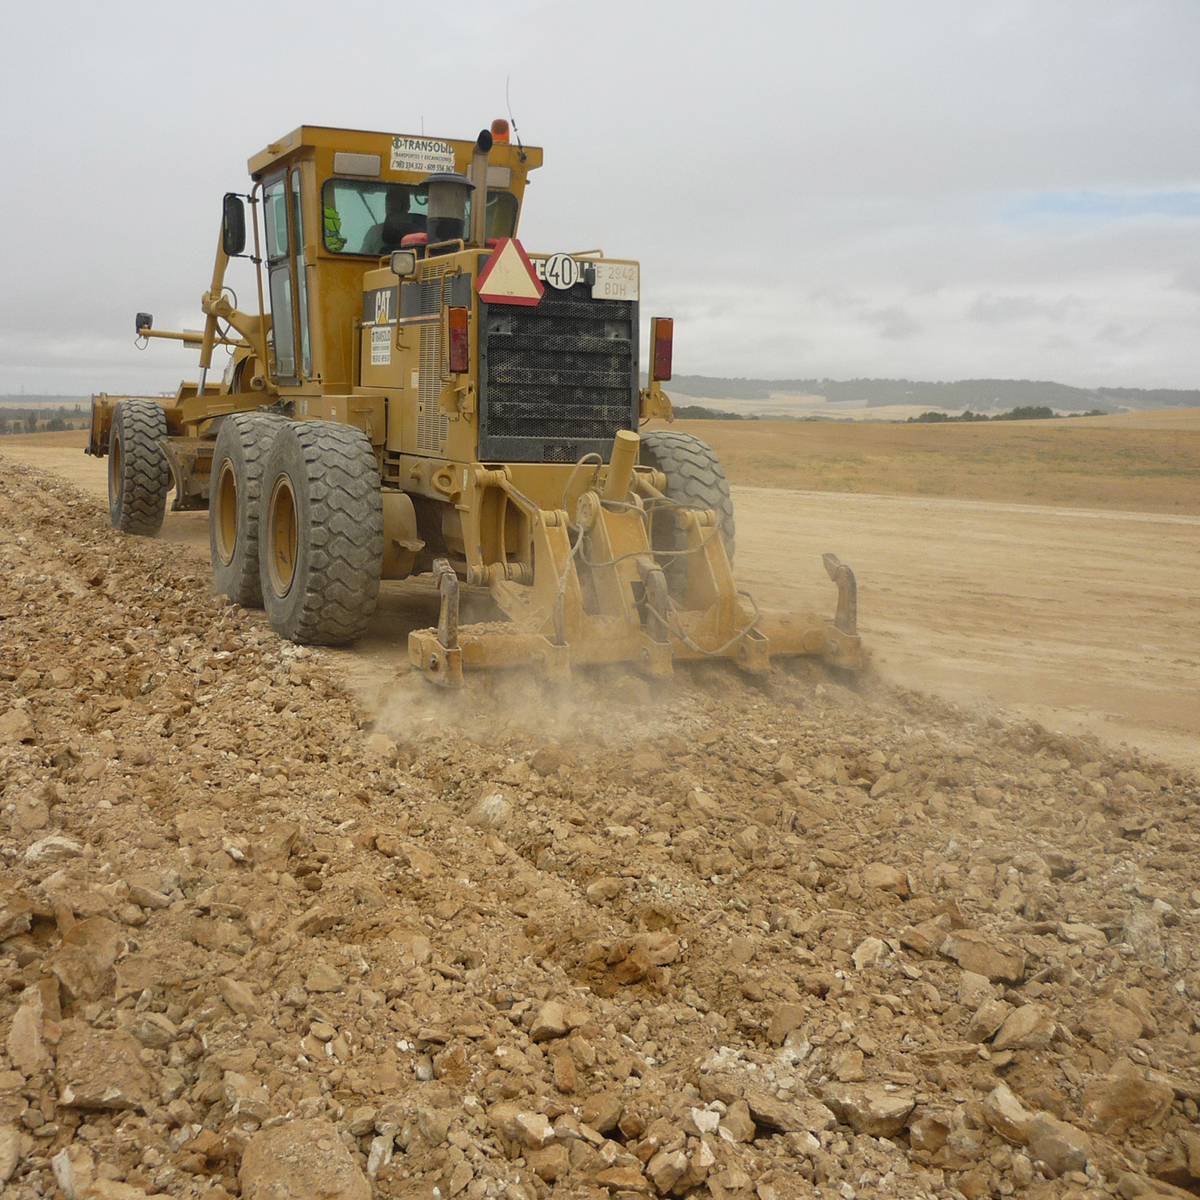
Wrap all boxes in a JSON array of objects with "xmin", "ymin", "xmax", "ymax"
[
  {"xmin": 639, "ymin": 430, "xmax": 736, "ymax": 593},
  {"xmin": 109, "ymin": 400, "xmax": 170, "ymax": 536},
  {"xmin": 260, "ymin": 422, "xmax": 383, "ymax": 646},
  {"xmin": 210, "ymin": 413, "xmax": 285, "ymax": 607}
]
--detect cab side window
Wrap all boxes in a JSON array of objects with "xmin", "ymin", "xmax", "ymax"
[
  {"xmin": 291, "ymin": 171, "xmax": 311, "ymax": 379},
  {"xmin": 264, "ymin": 176, "xmax": 296, "ymax": 380}
]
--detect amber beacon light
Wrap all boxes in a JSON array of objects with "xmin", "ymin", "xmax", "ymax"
[
  {"xmin": 650, "ymin": 317, "xmax": 673, "ymax": 382},
  {"xmin": 490, "ymin": 118, "xmax": 511, "ymax": 143}
]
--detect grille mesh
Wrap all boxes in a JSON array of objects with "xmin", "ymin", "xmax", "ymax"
[
  {"xmin": 417, "ymin": 268, "xmax": 451, "ymax": 452},
  {"xmin": 482, "ymin": 284, "xmax": 635, "ymax": 459}
]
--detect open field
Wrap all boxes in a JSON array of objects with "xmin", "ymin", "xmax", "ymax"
[
  {"xmin": 648, "ymin": 408, "xmax": 1200, "ymax": 513},
  {"xmin": 15, "ymin": 405, "xmax": 1200, "ymax": 514},
  {"xmin": 0, "ymin": 397, "xmax": 88, "ymax": 408}
]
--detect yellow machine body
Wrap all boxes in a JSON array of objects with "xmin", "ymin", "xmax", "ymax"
[{"xmin": 89, "ymin": 123, "xmax": 861, "ymax": 684}]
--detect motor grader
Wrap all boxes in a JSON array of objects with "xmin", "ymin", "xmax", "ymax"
[{"xmin": 88, "ymin": 120, "xmax": 860, "ymax": 685}]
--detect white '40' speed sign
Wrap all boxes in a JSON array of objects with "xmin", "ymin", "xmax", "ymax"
[{"xmin": 542, "ymin": 253, "xmax": 580, "ymax": 291}]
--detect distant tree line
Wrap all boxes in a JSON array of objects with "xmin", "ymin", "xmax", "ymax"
[
  {"xmin": 0, "ymin": 404, "xmax": 85, "ymax": 435},
  {"xmin": 672, "ymin": 404, "xmax": 750, "ymax": 420},
  {"xmin": 669, "ymin": 401, "xmax": 1109, "ymax": 424},
  {"xmin": 666, "ymin": 376, "xmax": 1200, "ymax": 412},
  {"xmin": 907, "ymin": 406, "xmax": 1108, "ymax": 423}
]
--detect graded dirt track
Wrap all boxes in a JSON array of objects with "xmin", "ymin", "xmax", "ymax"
[
  {"xmin": 734, "ymin": 489, "xmax": 1200, "ymax": 772},
  {"xmin": 4, "ymin": 420, "xmax": 1195, "ymax": 769}
]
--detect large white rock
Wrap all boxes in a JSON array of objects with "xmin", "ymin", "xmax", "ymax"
[
  {"xmin": 820, "ymin": 1083, "xmax": 915, "ymax": 1137},
  {"xmin": 56, "ymin": 1025, "xmax": 152, "ymax": 1111},
  {"xmin": 1027, "ymin": 1114, "xmax": 1091, "ymax": 1178},
  {"xmin": 240, "ymin": 1118, "xmax": 370, "ymax": 1200},
  {"xmin": 983, "ymin": 1083, "xmax": 1033, "ymax": 1145}
]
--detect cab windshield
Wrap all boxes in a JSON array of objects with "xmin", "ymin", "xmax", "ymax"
[{"xmin": 321, "ymin": 179, "xmax": 519, "ymax": 255}]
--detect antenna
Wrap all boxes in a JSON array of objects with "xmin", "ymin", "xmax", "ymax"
[{"xmin": 506, "ymin": 77, "xmax": 527, "ymax": 163}]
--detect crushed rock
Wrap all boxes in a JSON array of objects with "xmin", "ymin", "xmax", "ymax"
[{"xmin": 1, "ymin": 456, "xmax": 1199, "ymax": 1200}]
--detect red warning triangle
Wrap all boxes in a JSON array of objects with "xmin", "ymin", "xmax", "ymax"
[{"xmin": 476, "ymin": 238, "xmax": 544, "ymax": 307}]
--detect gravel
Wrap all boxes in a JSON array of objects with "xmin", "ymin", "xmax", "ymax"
[{"xmin": 1, "ymin": 455, "xmax": 1198, "ymax": 1200}]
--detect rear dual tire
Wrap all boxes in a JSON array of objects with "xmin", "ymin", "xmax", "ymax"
[{"xmin": 209, "ymin": 413, "xmax": 286, "ymax": 608}]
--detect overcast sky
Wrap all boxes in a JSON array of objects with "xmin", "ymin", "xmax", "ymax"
[{"xmin": 1, "ymin": 0, "xmax": 1197, "ymax": 395}]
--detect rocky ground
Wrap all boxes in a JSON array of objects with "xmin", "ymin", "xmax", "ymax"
[{"xmin": 1, "ymin": 455, "xmax": 1198, "ymax": 1200}]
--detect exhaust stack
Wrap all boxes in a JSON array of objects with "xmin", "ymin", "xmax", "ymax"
[{"xmin": 468, "ymin": 129, "xmax": 493, "ymax": 247}]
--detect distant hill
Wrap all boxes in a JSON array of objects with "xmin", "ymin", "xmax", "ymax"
[
  {"xmin": 665, "ymin": 377, "xmax": 1200, "ymax": 412},
  {"xmin": 10, "ymin": 383, "xmax": 1199, "ymax": 414}
]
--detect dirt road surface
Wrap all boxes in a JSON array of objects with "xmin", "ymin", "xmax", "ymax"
[{"xmin": 735, "ymin": 488, "xmax": 1200, "ymax": 772}]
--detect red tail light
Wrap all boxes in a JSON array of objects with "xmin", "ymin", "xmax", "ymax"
[
  {"xmin": 448, "ymin": 306, "xmax": 470, "ymax": 373},
  {"xmin": 650, "ymin": 317, "xmax": 673, "ymax": 381}
]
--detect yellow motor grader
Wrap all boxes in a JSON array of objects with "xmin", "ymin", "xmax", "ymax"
[{"xmin": 88, "ymin": 120, "xmax": 860, "ymax": 685}]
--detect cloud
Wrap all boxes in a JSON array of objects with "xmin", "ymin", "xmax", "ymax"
[
  {"xmin": 657, "ymin": 273, "xmax": 1198, "ymax": 389},
  {"xmin": 860, "ymin": 306, "xmax": 922, "ymax": 340},
  {"xmin": 968, "ymin": 294, "xmax": 1084, "ymax": 324},
  {"xmin": 0, "ymin": 330, "xmax": 224, "ymax": 397},
  {"xmin": 1094, "ymin": 322, "xmax": 1150, "ymax": 348},
  {"xmin": 0, "ymin": 0, "xmax": 1198, "ymax": 391},
  {"xmin": 1172, "ymin": 261, "xmax": 1200, "ymax": 295}
]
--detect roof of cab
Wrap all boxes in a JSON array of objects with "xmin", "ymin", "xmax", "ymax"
[{"xmin": 248, "ymin": 125, "xmax": 543, "ymax": 179}]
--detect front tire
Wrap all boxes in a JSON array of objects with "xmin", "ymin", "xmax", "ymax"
[
  {"xmin": 259, "ymin": 422, "xmax": 383, "ymax": 645},
  {"xmin": 108, "ymin": 400, "xmax": 170, "ymax": 536},
  {"xmin": 639, "ymin": 430, "xmax": 736, "ymax": 593},
  {"xmin": 210, "ymin": 413, "xmax": 285, "ymax": 608}
]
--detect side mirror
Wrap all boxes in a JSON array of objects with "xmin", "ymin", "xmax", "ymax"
[
  {"xmin": 222, "ymin": 194, "xmax": 247, "ymax": 257},
  {"xmin": 390, "ymin": 249, "xmax": 417, "ymax": 278}
]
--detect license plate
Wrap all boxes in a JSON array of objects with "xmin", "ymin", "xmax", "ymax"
[{"xmin": 591, "ymin": 260, "xmax": 639, "ymax": 302}]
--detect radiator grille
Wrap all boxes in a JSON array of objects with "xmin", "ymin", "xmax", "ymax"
[
  {"xmin": 479, "ymin": 283, "xmax": 637, "ymax": 462},
  {"xmin": 417, "ymin": 268, "xmax": 451, "ymax": 452}
]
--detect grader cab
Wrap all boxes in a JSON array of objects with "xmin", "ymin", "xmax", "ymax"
[{"xmin": 88, "ymin": 120, "xmax": 861, "ymax": 685}]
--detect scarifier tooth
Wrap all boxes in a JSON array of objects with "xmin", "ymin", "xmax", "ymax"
[{"xmin": 823, "ymin": 553, "xmax": 858, "ymax": 636}]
